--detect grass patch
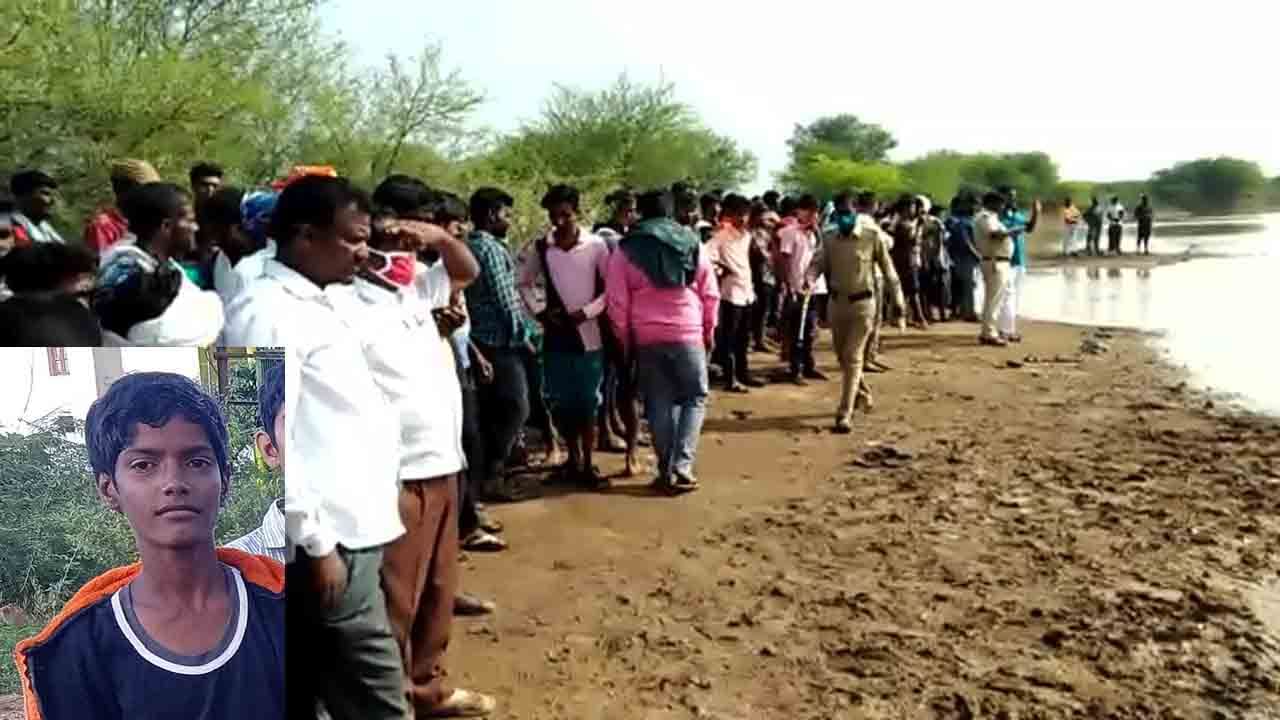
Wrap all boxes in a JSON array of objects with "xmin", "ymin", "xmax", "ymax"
[{"xmin": 0, "ymin": 622, "xmax": 40, "ymax": 695}]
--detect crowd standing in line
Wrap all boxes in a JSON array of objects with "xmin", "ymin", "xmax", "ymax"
[{"xmin": 3, "ymin": 156, "xmax": 1165, "ymax": 717}]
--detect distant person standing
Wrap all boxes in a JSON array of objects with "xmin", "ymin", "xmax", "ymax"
[
  {"xmin": 9, "ymin": 169, "xmax": 65, "ymax": 245},
  {"xmin": 945, "ymin": 193, "xmax": 981, "ymax": 322},
  {"xmin": 1135, "ymin": 194, "xmax": 1154, "ymax": 255},
  {"xmin": 1061, "ymin": 197, "xmax": 1082, "ymax": 256},
  {"xmin": 1106, "ymin": 195, "xmax": 1125, "ymax": 255},
  {"xmin": 189, "ymin": 162, "xmax": 225, "ymax": 206},
  {"xmin": 997, "ymin": 187, "xmax": 1040, "ymax": 344},
  {"xmin": 1084, "ymin": 197, "xmax": 1103, "ymax": 256}
]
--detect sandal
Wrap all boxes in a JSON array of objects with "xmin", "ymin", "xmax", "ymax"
[
  {"xmin": 462, "ymin": 530, "xmax": 508, "ymax": 553},
  {"xmin": 476, "ymin": 512, "xmax": 504, "ymax": 535},
  {"xmin": 425, "ymin": 688, "xmax": 497, "ymax": 717},
  {"xmin": 577, "ymin": 465, "xmax": 611, "ymax": 490},
  {"xmin": 454, "ymin": 592, "xmax": 497, "ymax": 616}
]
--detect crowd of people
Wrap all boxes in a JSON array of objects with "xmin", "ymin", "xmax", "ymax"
[{"xmin": 2, "ymin": 156, "xmax": 1061, "ymax": 718}]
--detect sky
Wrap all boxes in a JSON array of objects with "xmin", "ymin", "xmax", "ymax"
[{"xmin": 323, "ymin": 0, "xmax": 1277, "ymax": 194}]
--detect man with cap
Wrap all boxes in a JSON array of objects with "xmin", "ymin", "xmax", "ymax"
[
  {"xmin": 9, "ymin": 169, "xmax": 65, "ymax": 245},
  {"xmin": 84, "ymin": 159, "xmax": 162, "ymax": 255}
]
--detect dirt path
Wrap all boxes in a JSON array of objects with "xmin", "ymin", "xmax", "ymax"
[{"xmin": 451, "ymin": 321, "xmax": 1280, "ymax": 719}]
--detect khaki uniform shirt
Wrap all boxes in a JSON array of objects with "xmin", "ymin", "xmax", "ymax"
[{"xmin": 809, "ymin": 216, "xmax": 903, "ymax": 308}]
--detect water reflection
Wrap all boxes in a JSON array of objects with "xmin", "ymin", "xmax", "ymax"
[{"xmin": 1018, "ymin": 214, "xmax": 1280, "ymax": 415}]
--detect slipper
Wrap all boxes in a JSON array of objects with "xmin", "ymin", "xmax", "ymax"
[
  {"xmin": 424, "ymin": 688, "xmax": 497, "ymax": 718},
  {"xmin": 462, "ymin": 530, "xmax": 508, "ymax": 553},
  {"xmin": 578, "ymin": 465, "xmax": 611, "ymax": 490},
  {"xmin": 454, "ymin": 592, "xmax": 497, "ymax": 616}
]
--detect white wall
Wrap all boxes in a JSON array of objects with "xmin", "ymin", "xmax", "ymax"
[{"xmin": 0, "ymin": 347, "xmax": 202, "ymax": 433}]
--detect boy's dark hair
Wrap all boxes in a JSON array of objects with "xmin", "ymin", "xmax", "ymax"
[
  {"xmin": 189, "ymin": 163, "xmax": 224, "ymax": 184},
  {"xmin": 699, "ymin": 193, "xmax": 720, "ymax": 214},
  {"xmin": 833, "ymin": 190, "xmax": 852, "ymax": 207},
  {"xmin": 10, "ymin": 169, "xmax": 57, "ymax": 197},
  {"xmin": 270, "ymin": 176, "xmax": 371, "ymax": 247},
  {"xmin": 428, "ymin": 191, "xmax": 468, "ymax": 225},
  {"xmin": 373, "ymin": 175, "xmax": 429, "ymax": 217},
  {"xmin": 86, "ymin": 372, "xmax": 230, "ymax": 484},
  {"xmin": 469, "ymin": 187, "xmax": 514, "ymax": 225},
  {"xmin": 720, "ymin": 193, "xmax": 751, "ymax": 217},
  {"xmin": 670, "ymin": 183, "xmax": 697, "ymax": 212},
  {"xmin": 795, "ymin": 194, "xmax": 820, "ymax": 212},
  {"xmin": 120, "ymin": 183, "xmax": 189, "ymax": 240},
  {"xmin": 197, "ymin": 186, "xmax": 246, "ymax": 229},
  {"xmin": 856, "ymin": 190, "xmax": 878, "ymax": 210},
  {"xmin": 0, "ymin": 243, "xmax": 97, "ymax": 294},
  {"xmin": 257, "ymin": 362, "xmax": 286, "ymax": 446},
  {"xmin": 636, "ymin": 190, "xmax": 672, "ymax": 220},
  {"xmin": 541, "ymin": 184, "xmax": 580, "ymax": 211},
  {"xmin": 761, "ymin": 190, "xmax": 780, "ymax": 210},
  {"xmin": 778, "ymin": 195, "xmax": 797, "ymax": 216}
]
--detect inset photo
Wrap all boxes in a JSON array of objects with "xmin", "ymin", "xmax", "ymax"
[{"xmin": 0, "ymin": 346, "xmax": 284, "ymax": 720}]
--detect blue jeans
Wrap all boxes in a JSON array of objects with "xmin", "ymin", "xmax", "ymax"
[{"xmin": 635, "ymin": 343, "xmax": 709, "ymax": 479}]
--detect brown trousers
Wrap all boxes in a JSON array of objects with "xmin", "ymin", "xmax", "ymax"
[{"xmin": 381, "ymin": 474, "xmax": 458, "ymax": 716}]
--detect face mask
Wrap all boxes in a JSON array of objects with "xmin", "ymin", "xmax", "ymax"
[
  {"xmin": 834, "ymin": 210, "xmax": 857, "ymax": 235},
  {"xmin": 367, "ymin": 248, "xmax": 416, "ymax": 287}
]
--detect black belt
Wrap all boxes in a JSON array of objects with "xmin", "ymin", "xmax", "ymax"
[
  {"xmin": 982, "ymin": 256, "xmax": 1011, "ymax": 263},
  {"xmin": 830, "ymin": 289, "xmax": 874, "ymax": 302}
]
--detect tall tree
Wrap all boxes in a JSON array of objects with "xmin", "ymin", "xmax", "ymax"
[
  {"xmin": 1150, "ymin": 157, "xmax": 1266, "ymax": 215},
  {"xmin": 786, "ymin": 114, "xmax": 898, "ymax": 165}
]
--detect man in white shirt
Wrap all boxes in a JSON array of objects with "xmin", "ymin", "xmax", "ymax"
[
  {"xmin": 331, "ymin": 177, "xmax": 496, "ymax": 717},
  {"xmin": 975, "ymin": 192, "xmax": 1013, "ymax": 346},
  {"xmin": 1106, "ymin": 195, "xmax": 1126, "ymax": 255},
  {"xmin": 221, "ymin": 175, "xmax": 410, "ymax": 720}
]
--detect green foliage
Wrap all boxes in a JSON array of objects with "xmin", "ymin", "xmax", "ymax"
[
  {"xmin": 0, "ymin": 358, "xmax": 279, "ymax": 619},
  {"xmin": 1150, "ymin": 157, "xmax": 1267, "ymax": 215},
  {"xmin": 781, "ymin": 155, "xmax": 907, "ymax": 200},
  {"xmin": 787, "ymin": 114, "xmax": 897, "ymax": 165},
  {"xmin": 1, "ymin": 622, "xmax": 39, "ymax": 694}
]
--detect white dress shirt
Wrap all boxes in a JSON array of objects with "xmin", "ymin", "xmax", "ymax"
[
  {"xmin": 223, "ymin": 259, "xmax": 404, "ymax": 560},
  {"xmin": 214, "ymin": 239, "xmax": 278, "ymax": 308},
  {"xmin": 328, "ymin": 264, "xmax": 465, "ymax": 481}
]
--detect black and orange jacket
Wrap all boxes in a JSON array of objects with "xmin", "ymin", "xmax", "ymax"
[{"xmin": 13, "ymin": 548, "xmax": 284, "ymax": 720}]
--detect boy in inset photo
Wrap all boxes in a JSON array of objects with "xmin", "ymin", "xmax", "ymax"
[{"xmin": 14, "ymin": 372, "xmax": 284, "ymax": 720}]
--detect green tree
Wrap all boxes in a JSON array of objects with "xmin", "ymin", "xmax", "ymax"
[
  {"xmin": 1150, "ymin": 157, "xmax": 1266, "ymax": 215},
  {"xmin": 786, "ymin": 114, "xmax": 897, "ymax": 166},
  {"xmin": 780, "ymin": 154, "xmax": 907, "ymax": 199}
]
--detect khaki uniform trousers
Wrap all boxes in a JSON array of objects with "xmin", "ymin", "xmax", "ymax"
[{"xmin": 829, "ymin": 295, "xmax": 876, "ymax": 425}]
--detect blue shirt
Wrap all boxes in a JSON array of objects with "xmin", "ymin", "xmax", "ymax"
[
  {"xmin": 463, "ymin": 231, "xmax": 534, "ymax": 349},
  {"xmin": 944, "ymin": 215, "xmax": 979, "ymax": 265},
  {"xmin": 1002, "ymin": 208, "xmax": 1030, "ymax": 268}
]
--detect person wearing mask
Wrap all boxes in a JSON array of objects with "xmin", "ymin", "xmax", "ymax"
[
  {"xmin": 778, "ymin": 194, "xmax": 827, "ymax": 384},
  {"xmin": 607, "ymin": 190, "xmax": 718, "ymax": 495},
  {"xmin": 807, "ymin": 191, "xmax": 904, "ymax": 433},
  {"xmin": 93, "ymin": 182, "xmax": 225, "ymax": 345},
  {"xmin": 975, "ymin": 192, "xmax": 1013, "ymax": 346},
  {"xmin": 1135, "ymin": 194, "xmax": 1154, "ymax": 255},
  {"xmin": 997, "ymin": 187, "xmax": 1040, "ymax": 344},
  {"xmin": 518, "ymin": 185, "xmax": 612, "ymax": 489},
  {"xmin": 84, "ymin": 159, "xmax": 162, "ymax": 256},
  {"xmin": 1106, "ymin": 195, "xmax": 1125, "ymax": 255},
  {"xmin": 329, "ymin": 180, "xmax": 495, "ymax": 718},
  {"xmin": 464, "ymin": 187, "xmax": 537, "ymax": 501},
  {"xmin": 222, "ymin": 175, "xmax": 412, "ymax": 720},
  {"xmin": 9, "ymin": 169, "xmax": 65, "ymax": 245},
  {"xmin": 1084, "ymin": 196, "xmax": 1104, "ymax": 256}
]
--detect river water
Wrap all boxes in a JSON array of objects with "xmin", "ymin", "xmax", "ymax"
[{"xmin": 1015, "ymin": 214, "xmax": 1280, "ymax": 415}]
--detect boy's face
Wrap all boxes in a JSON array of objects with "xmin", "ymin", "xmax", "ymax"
[
  {"xmin": 255, "ymin": 410, "xmax": 286, "ymax": 473},
  {"xmin": 98, "ymin": 418, "xmax": 226, "ymax": 550}
]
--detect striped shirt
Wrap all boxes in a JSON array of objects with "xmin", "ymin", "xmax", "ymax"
[{"xmin": 225, "ymin": 500, "xmax": 286, "ymax": 564}]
